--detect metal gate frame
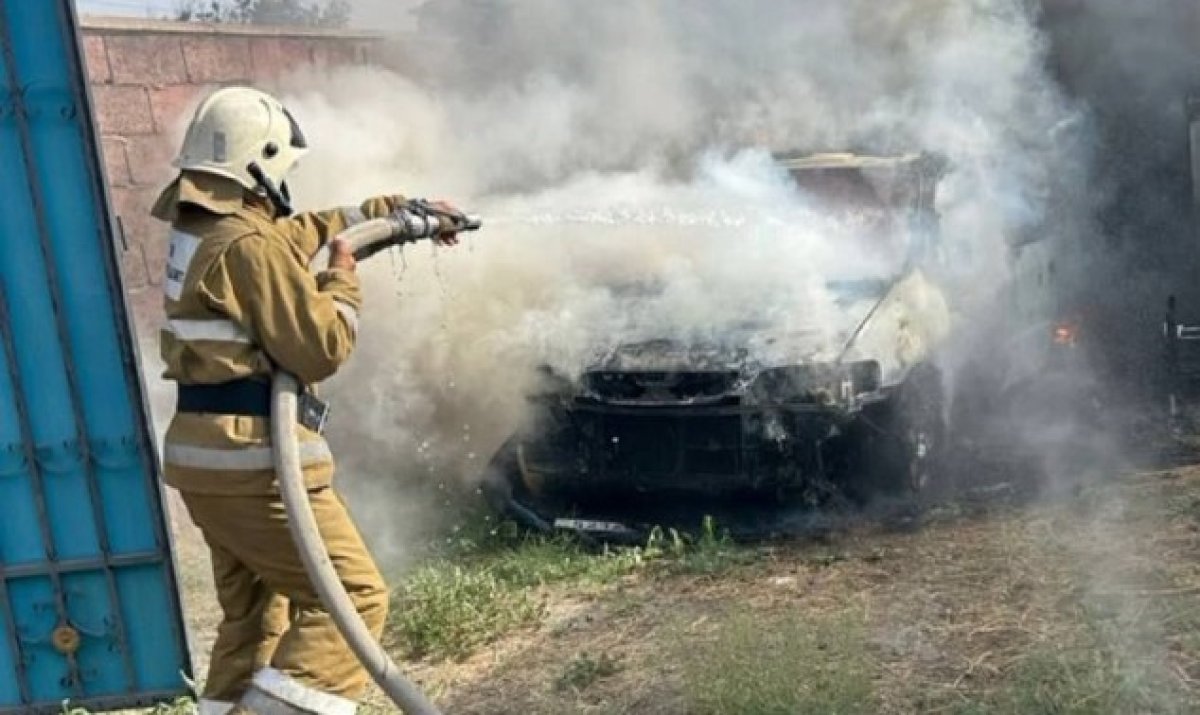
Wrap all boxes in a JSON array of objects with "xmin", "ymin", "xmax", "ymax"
[{"xmin": 0, "ymin": 1, "xmax": 192, "ymax": 711}]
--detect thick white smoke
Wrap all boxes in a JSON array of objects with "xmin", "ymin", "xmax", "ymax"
[{"xmin": 273, "ymin": 0, "xmax": 1091, "ymax": 562}]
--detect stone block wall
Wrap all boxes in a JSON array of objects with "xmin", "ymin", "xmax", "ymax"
[{"xmin": 81, "ymin": 16, "xmax": 381, "ymax": 329}]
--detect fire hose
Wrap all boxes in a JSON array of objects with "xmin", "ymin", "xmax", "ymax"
[{"xmin": 271, "ymin": 201, "xmax": 481, "ymax": 715}]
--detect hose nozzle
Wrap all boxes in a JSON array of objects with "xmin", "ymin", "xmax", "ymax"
[
  {"xmin": 314, "ymin": 200, "xmax": 483, "ymax": 268},
  {"xmin": 395, "ymin": 199, "xmax": 483, "ymax": 241}
]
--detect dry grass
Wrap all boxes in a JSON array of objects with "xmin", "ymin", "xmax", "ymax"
[
  {"xmin": 393, "ymin": 467, "xmax": 1200, "ymax": 714},
  {"xmin": 152, "ymin": 465, "xmax": 1200, "ymax": 715},
  {"xmin": 677, "ymin": 609, "xmax": 874, "ymax": 714}
]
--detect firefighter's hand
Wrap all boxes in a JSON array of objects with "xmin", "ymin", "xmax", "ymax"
[
  {"xmin": 329, "ymin": 237, "xmax": 357, "ymax": 272},
  {"xmin": 432, "ymin": 200, "xmax": 463, "ymax": 246}
]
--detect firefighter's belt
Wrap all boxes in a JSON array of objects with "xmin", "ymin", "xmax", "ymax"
[{"xmin": 177, "ymin": 379, "xmax": 272, "ymax": 417}]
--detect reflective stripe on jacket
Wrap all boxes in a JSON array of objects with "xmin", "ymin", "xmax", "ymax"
[{"xmin": 154, "ymin": 171, "xmax": 404, "ymax": 494}]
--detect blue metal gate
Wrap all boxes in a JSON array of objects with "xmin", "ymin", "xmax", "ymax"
[{"xmin": 0, "ymin": 1, "xmax": 192, "ymax": 711}]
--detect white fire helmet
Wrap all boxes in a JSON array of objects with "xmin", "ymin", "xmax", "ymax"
[{"xmin": 173, "ymin": 86, "xmax": 308, "ymax": 196}]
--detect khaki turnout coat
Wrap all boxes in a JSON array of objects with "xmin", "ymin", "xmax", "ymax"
[{"xmin": 153, "ymin": 171, "xmax": 402, "ymax": 495}]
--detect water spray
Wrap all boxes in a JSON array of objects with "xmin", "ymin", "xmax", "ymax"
[
  {"xmin": 484, "ymin": 208, "xmax": 750, "ymax": 228},
  {"xmin": 273, "ymin": 201, "xmax": 480, "ymax": 715}
]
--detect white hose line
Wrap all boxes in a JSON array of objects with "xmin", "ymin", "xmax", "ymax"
[
  {"xmin": 271, "ymin": 217, "xmax": 441, "ymax": 715},
  {"xmin": 309, "ymin": 216, "xmax": 407, "ymax": 271}
]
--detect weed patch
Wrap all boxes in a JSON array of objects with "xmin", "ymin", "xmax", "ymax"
[
  {"xmin": 679, "ymin": 610, "xmax": 875, "ymax": 715},
  {"xmin": 388, "ymin": 518, "xmax": 756, "ymax": 662},
  {"xmin": 554, "ymin": 652, "xmax": 623, "ymax": 693},
  {"xmin": 483, "ymin": 538, "xmax": 650, "ymax": 587},
  {"xmin": 387, "ymin": 532, "xmax": 657, "ymax": 661},
  {"xmin": 388, "ymin": 562, "xmax": 542, "ymax": 660},
  {"xmin": 648, "ymin": 515, "xmax": 754, "ymax": 575}
]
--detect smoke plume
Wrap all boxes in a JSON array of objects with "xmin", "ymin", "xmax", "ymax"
[
  {"xmin": 264, "ymin": 0, "xmax": 1104, "ymax": 565},
  {"xmin": 131, "ymin": 1, "xmax": 1197, "ymax": 696},
  {"xmin": 1039, "ymin": 0, "xmax": 1200, "ymax": 386}
]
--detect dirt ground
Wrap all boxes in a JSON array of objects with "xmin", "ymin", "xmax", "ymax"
[{"xmin": 167, "ymin": 461, "xmax": 1200, "ymax": 714}]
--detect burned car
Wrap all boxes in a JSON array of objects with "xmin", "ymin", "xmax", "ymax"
[{"xmin": 482, "ymin": 153, "xmax": 954, "ymax": 538}]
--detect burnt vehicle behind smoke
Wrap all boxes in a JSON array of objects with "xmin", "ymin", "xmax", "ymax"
[{"xmin": 482, "ymin": 153, "xmax": 954, "ymax": 539}]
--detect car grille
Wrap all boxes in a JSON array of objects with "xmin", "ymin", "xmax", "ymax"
[
  {"xmin": 594, "ymin": 414, "xmax": 743, "ymax": 483},
  {"xmin": 585, "ymin": 370, "xmax": 740, "ymax": 402}
]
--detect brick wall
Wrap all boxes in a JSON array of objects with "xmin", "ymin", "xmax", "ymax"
[{"xmin": 81, "ymin": 16, "xmax": 382, "ymax": 328}]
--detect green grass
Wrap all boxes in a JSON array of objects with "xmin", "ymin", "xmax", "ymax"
[
  {"xmin": 387, "ymin": 516, "xmax": 753, "ymax": 662},
  {"xmin": 678, "ymin": 611, "xmax": 875, "ymax": 715},
  {"xmin": 553, "ymin": 652, "xmax": 623, "ymax": 693},
  {"xmin": 482, "ymin": 538, "xmax": 651, "ymax": 586},
  {"xmin": 388, "ymin": 560, "xmax": 543, "ymax": 660},
  {"xmin": 387, "ymin": 532, "xmax": 647, "ymax": 661},
  {"xmin": 648, "ymin": 515, "xmax": 756, "ymax": 575}
]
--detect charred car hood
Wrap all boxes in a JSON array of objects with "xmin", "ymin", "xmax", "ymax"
[
  {"xmin": 579, "ymin": 269, "xmax": 952, "ymax": 394},
  {"xmin": 594, "ymin": 338, "xmax": 756, "ymax": 373}
]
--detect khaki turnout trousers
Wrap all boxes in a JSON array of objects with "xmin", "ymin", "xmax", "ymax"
[{"xmin": 182, "ymin": 487, "xmax": 389, "ymax": 704}]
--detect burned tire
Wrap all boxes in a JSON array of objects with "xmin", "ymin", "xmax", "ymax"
[
  {"xmin": 479, "ymin": 436, "xmax": 554, "ymax": 534},
  {"xmin": 895, "ymin": 365, "xmax": 950, "ymax": 501},
  {"xmin": 844, "ymin": 364, "xmax": 950, "ymax": 504}
]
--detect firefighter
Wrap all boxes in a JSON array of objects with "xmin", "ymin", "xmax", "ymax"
[{"xmin": 152, "ymin": 86, "xmax": 459, "ymax": 715}]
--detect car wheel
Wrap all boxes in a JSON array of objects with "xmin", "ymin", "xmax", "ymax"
[
  {"xmin": 479, "ymin": 435, "xmax": 554, "ymax": 533},
  {"xmin": 847, "ymin": 364, "xmax": 949, "ymax": 504},
  {"xmin": 895, "ymin": 364, "xmax": 950, "ymax": 501}
]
